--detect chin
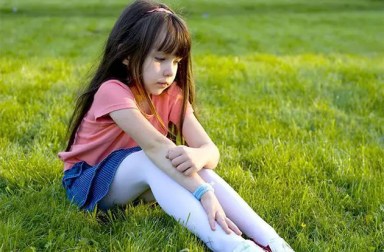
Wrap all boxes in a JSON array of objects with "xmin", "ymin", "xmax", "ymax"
[{"xmin": 150, "ymin": 90, "xmax": 165, "ymax": 96}]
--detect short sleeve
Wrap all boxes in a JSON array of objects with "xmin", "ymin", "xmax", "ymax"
[
  {"xmin": 168, "ymin": 84, "xmax": 194, "ymax": 128},
  {"xmin": 92, "ymin": 80, "xmax": 138, "ymax": 119}
]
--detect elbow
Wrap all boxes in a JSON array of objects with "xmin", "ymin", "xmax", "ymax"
[
  {"xmin": 214, "ymin": 147, "xmax": 220, "ymax": 168},
  {"xmin": 213, "ymin": 144, "xmax": 220, "ymax": 166},
  {"xmin": 205, "ymin": 144, "xmax": 220, "ymax": 169}
]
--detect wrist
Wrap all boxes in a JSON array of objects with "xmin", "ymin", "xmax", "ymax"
[
  {"xmin": 200, "ymin": 190, "xmax": 214, "ymax": 201},
  {"xmin": 193, "ymin": 183, "xmax": 214, "ymax": 201}
]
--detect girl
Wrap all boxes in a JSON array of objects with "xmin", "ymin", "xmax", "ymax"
[{"xmin": 58, "ymin": 1, "xmax": 294, "ymax": 251}]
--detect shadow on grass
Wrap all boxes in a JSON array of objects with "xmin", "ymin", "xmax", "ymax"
[
  {"xmin": 95, "ymin": 200, "xmax": 160, "ymax": 225},
  {"xmin": 1, "ymin": 1, "xmax": 384, "ymax": 18},
  {"xmin": 0, "ymin": 175, "xmax": 18, "ymax": 196}
]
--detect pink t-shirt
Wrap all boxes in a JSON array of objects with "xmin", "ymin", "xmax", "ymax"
[{"xmin": 58, "ymin": 79, "xmax": 192, "ymax": 171}]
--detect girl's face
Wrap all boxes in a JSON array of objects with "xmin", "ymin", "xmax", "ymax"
[{"xmin": 142, "ymin": 49, "xmax": 182, "ymax": 96}]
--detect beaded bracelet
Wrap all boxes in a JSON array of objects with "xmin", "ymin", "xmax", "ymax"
[{"xmin": 193, "ymin": 183, "xmax": 214, "ymax": 201}]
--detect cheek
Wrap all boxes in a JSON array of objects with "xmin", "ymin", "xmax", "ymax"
[
  {"xmin": 142, "ymin": 64, "xmax": 154, "ymax": 78},
  {"xmin": 173, "ymin": 64, "xmax": 179, "ymax": 74},
  {"xmin": 147, "ymin": 63, "xmax": 161, "ymax": 74}
]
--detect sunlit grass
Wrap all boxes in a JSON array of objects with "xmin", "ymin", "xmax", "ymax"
[{"xmin": 1, "ymin": 0, "xmax": 383, "ymax": 251}]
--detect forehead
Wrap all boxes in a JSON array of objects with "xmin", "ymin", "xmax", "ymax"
[
  {"xmin": 149, "ymin": 52, "xmax": 182, "ymax": 62},
  {"xmin": 151, "ymin": 22, "xmax": 189, "ymax": 58}
]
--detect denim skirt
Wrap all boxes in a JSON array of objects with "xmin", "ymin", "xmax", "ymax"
[{"xmin": 62, "ymin": 147, "xmax": 142, "ymax": 212}]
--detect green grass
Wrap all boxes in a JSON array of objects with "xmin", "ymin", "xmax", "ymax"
[{"xmin": 1, "ymin": 0, "xmax": 383, "ymax": 251}]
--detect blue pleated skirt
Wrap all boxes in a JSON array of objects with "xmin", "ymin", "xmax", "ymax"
[{"xmin": 62, "ymin": 147, "xmax": 142, "ymax": 212}]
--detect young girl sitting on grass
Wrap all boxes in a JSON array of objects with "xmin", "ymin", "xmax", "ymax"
[{"xmin": 58, "ymin": 0, "xmax": 294, "ymax": 251}]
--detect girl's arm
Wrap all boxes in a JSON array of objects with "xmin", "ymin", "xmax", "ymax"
[
  {"xmin": 110, "ymin": 108, "xmax": 204, "ymax": 192},
  {"xmin": 110, "ymin": 108, "xmax": 241, "ymax": 235},
  {"xmin": 166, "ymin": 112, "xmax": 220, "ymax": 176}
]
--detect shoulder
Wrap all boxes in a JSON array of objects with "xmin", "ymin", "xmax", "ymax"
[
  {"xmin": 95, "ymin": 79, "xmax": 134, "ymax": 99},
  {"xmin": 98, "ymin": 79, "xmax": 132, "ymax": 93},
  {"xmin": 91, "ymin": 79, "xmax": 137, "ymax": 119}
]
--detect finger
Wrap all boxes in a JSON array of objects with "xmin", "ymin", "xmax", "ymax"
[
  {"xmin": 226, "ymin": 217, "xmax": 242, "ymax": 236},
  {"xmin": 167, "ymin": 148, "xmax": 182, "ymax": 160},
  {"xmin": 208, "ymin": 213, "xmax": 216, "ymax": 231},
  {"xmin": 183, "ymin": 167, "xmax": 197, "ymax": 176},
  {"xmin": 171, "ymin": 155, "xmax": 184, "ymax": 166},
  {"xmin": 170, "ymin": 145, "xmax": 186, "ymax": 156},
  {"xmin": 183, "ymin": 168, "xmax": 192, "ymax": 176},
  {"xmin": 170, "ymin": 158, "xmax": 180, "ymax": 167},
  {"xmin": 216, "ymin": 214, "xmax": 231, "ymax": 234},
  {"xmin": 176, "ymin": 162, "xmax": 191, "ymax": 173},
  {"xmin": 166, "ymin": 147, "xmax": 175, "ymax": 158}
]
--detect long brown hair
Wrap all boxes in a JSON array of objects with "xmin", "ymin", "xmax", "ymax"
[{"xmin": 65, "ymin": 0, "xmax": 194, "ymax": 151}]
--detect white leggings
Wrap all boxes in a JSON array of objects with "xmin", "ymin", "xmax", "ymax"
[{"xmin": 99, "ymin": 150, "xmax": 279, "ymax": 252}]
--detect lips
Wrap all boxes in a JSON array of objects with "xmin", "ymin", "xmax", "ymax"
[{"xmin": 157, "ymin": 82, "xmax": 169, "ymax": 87}]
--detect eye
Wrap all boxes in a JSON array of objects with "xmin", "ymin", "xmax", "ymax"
[{"xmin": 155, "ymin": 57, "xmax": 165, "ymax": 62}]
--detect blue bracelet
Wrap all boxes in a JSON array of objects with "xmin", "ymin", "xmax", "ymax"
[{"xmin": 193, "ymin": 183, "xmax": 214, "ymax": 201}]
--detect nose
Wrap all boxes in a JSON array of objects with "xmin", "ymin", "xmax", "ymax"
[{"xmin": 163, "ymin": 62, "xmax": 177, "ymax": 77}]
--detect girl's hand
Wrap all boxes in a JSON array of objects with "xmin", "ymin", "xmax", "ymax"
[
  {"xmin": 200, "ymin": 191, "xmax": 242, "ymax": 236},
  {"xmin": 166, "ymin": 145, "xmax": 204, "ymax": 176}
]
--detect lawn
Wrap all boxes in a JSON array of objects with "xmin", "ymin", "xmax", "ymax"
[{"xmin": 0, "ymin": 0, "xmax": 383, "ymax": 251}]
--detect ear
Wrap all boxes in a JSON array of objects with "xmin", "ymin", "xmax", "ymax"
[{"xmin": 118, "ymin": 43, "xmax": 129, "ymax": 66}]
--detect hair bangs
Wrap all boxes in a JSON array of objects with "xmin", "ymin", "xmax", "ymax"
[{"xmin": 156, "ymin": 17, "xmax": 191, "ymax": 58}]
